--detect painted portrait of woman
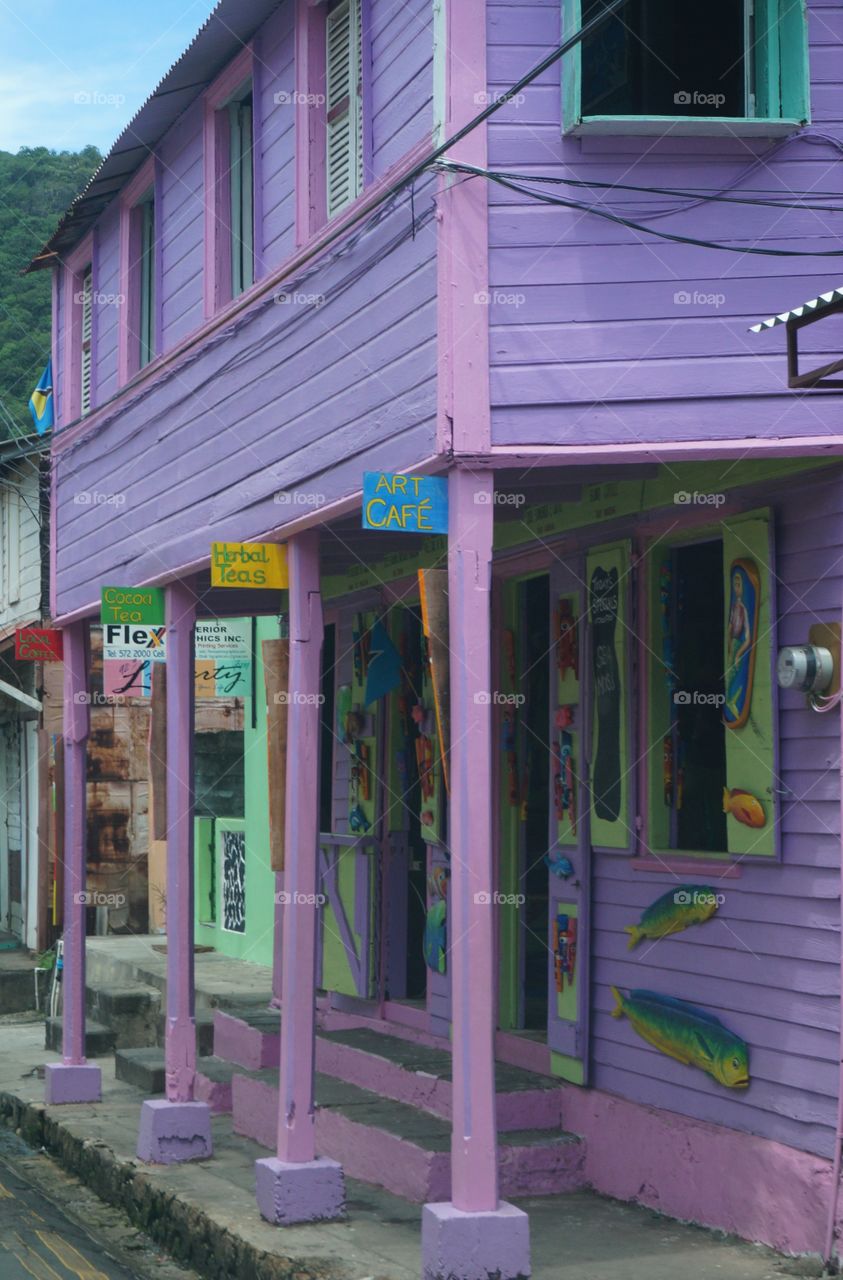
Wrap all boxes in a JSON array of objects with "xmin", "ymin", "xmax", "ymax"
[{"xmin": 724, "ymin": 558, "xmax": 761, "ymax": 730}]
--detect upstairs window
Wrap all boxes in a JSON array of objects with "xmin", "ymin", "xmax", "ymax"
[
  {"xmin": 80, "ymin": 265, "xmax": 92, "ymax": 416},
  {"xmin": 326, "ymin": 0, "xmax": 364, "ymax": 218},
  {"xmin": 228, "ymin": 89, "xmax": 254, "ymax": 297},
  {"xmin": 205, "ymin": 59, "xmax": 255, "ymax": 313},
  {"xmin": 135, "ymin": 190, "xmax": 156, "ymax": 369},
  {"xmin": 564, "ymin": 0, "xmax": 809, "ymax": 134}
]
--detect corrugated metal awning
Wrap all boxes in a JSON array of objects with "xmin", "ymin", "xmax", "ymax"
[
  {"xmin": 749, "ymin": 286, "xmax": 843, "ymax": 332},
  {"xmin": 25, "ymin": 0, "xmax": 282, "ymax": 273}
]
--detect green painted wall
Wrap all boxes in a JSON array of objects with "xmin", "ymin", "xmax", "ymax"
[{"xmin": 194, "ymin": 615, "xmax": 278, "ymax": 966}]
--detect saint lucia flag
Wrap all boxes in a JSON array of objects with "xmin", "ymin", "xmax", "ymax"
[{"xmin": 29, "ymin": 360, "xmax": 54, "ymax": 435}]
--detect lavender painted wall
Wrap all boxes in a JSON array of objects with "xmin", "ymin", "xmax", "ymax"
[
  {"xmin": 92, "ymin": 204, "xmax": 121, "ymax": 403},
  {"xmin": 159, "ymin": 100, "xmax": 206, "ymax": 351},
  {"xmin": 256, "ymin": 4, "xmax": 296, "ymax": 274},
  {"xmin": 485, "ymin": 0, "xmax": 843, "ymax": 445},
  {"xmin": 51, "ymin": 0, "xmax": 438, "ymax": 617},
  {"xmin": 590, "ymin": 467, "xmax": 842, "ymax": 1161},
  {"xmin": 370, "ymin": 0, "xmax": 434, "ymax": 178}
]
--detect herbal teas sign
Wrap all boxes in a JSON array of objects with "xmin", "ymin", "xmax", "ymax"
[
  {"xmin": 15, "ymin": 627, "xmax": 63, "ymax": 662},
  {"xmin": 362, "ymin": 472, "xmax": 448, "ymax": 534},
  {"xmin": 211, "ymin": 542, "xmax": 288, "ymax": 588},
  {"xmin": 101, "ymin": 586, "xmax": 165, "ymax": 625}
]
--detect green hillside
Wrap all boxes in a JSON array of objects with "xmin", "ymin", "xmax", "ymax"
[{"xmin": 0, "ymin": 145, "xmax": 101, "ymax": 436}]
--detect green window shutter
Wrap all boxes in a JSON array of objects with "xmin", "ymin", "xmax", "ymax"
[
  {"xmin": 587, "ymin": 539, "xmax": 632, "ymax": 850},
  {"xmin": 721, "ymin": 510, "xmax": 777, "ymax": 858},
  {"xmin": 139, "ymin": 197, "xmax": 155, "ymax": 367},
  {"xmin": 326, "ymin": 0, "xmax": 363, "ymax": 218},
  {"xmin": 80, "ymin": 265, "xmax": 92, "ymax": 416}
]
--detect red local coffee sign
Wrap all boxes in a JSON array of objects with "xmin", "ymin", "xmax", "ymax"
[{"xmin": 15, "ymin": 627, "xmax": 63, "ymax": 662}]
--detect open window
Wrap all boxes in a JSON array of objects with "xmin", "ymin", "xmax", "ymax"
[
  {"xmin": 648, "ymin": 512, "xmax": 777, "ymax": 858},
  {"xmin": 326, "ymin": 0, "xmax": 364, "ymax": 218},
  {"xmin": 563, "ymin": 0, "xmax": 809, "ymax": 134}
]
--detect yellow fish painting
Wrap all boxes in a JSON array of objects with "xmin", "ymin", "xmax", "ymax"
[{"xmin": 722, "ymin": 788, "xmax": 765, "ymax": 829}]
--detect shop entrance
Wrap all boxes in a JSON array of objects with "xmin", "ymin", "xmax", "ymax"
[{"xmin": 497, "ymin": 561, "xmax": 591, "ymax": 1083}]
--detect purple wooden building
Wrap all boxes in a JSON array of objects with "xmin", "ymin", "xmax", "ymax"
[{"xmin": 32, "ymin": 0, "xmax": 843, "ymax": 1274}]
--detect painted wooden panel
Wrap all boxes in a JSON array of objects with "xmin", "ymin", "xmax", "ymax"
[
  {"xmin": 590, "ymin": 477, "xmax": 843, "ymax": 1158},
  {"xmin": 53, "ymin": 186, "xmax": 438, "ymax": 616},
  {"xmin": 485, "ymin": 0, "xmax": 843, "ymax": 446},
  {"xmin": 159, "ymin": 100, "xmax": 205, "ymax": 351},
  {"xmin": 370, "ymin": 0, "xmax": 434, "ymax": 177},
  {"xmin": 256, "ymin": 3, "xmax": 296, "ymax": 273}
]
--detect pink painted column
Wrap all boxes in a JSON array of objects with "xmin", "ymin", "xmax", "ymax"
[
  {"xmin": 44, "ymin": 621, "xmax": 101, "ymax": 1104},
  {"xmin": 137, "ymin": 579, "xmax": 212, "ymax": 1163},
  {"xmin": 422, "ymin": 469, "xmax": 530, "ymax": 1280},
  {"xmin": 256, "ymin": 531, "xmax": 345, "ymax": 1224}
]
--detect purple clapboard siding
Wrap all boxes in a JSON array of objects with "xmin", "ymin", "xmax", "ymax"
[
  {"xmin": 256, "ymin": 2, "xmax": 297, "ymax": 274},
  {"xmin": 591, "ymin": 472, "xmax": 843, "ymax": 1161},
  {"xmin": 52, "ymin": 181, "xmax": 438, "ymax": 616},
  {"xmin": 370, "ymin": 0, "xmax": 434, "ymax": 178},
  {"xmin": 159, "ymin": 100, "xmax": 206, "ymax": 352},
  {"xmin": 485, "ymin": 0, "xmax": 843, "ymax": 447}
]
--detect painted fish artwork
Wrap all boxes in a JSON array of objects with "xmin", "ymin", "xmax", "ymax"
[
  {"xmin": 611, "ymin": 988, "xmax": 750, "ymax": 1089},
  {"xmin": 624, "ymin": 885, "xmax": 720, "ymax": 949},
  {"xmin": 424, "ymin": 900, "xmax": 447, "ymax": 975},
  {"xmin": 723, "ymin": 787, "xmax": 766, "ymax": 829},
  {"xmin": 723, "ymin": 558, "xmax": 761, "ymax": 731}
]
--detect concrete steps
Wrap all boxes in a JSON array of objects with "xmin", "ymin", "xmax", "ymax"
[
  {"xmin": 85, "ymin": 983, "xmax": 161, "ymax": 1049},
  {"xmin": 210, "ymin": 1007, "xmax": 583, "ymax": 1202},
  {"xmin": 231, "ymin": 1068, "xmax": 584, "ymax": 1203},
  {"xmin": 213, "ymin": 1012, "xmax": 566, "ymax": 1132},
  {"xmin": 115, "ymin": 1046, "xmax": 166, "ymax": 1094},
  {"xmin": 45, "ymin": 1017, "xmax": 115, "ymax": 1057}
]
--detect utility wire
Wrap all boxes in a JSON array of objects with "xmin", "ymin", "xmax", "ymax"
[{"xmin": 439, "ymin": 161, "xmax": 843, "ymax": 257}]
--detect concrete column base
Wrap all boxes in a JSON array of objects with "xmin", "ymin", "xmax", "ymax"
[
  {"xmin": 255, "ymin": 1156, "xmax": 345, "ymax": 1225},
  {"xmin": 422, "ymin": 1201, "xmax": 531, "ymax": 1280},
  {"xmin": 44, "ymin": 1062, "xmax": 102, "ymax": 1105},
  {"xmin": 137, "ymin": 1099, "xmax": 213, "ymax": 1164}
]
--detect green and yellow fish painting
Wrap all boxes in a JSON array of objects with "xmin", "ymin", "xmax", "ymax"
[
  {"xmin": 611, "ymin": 987, "xmax": 750, "ymax": 1089},
  {"xmin": 624, "ymin": 885, "xmax": 720, "ymax": 950}
]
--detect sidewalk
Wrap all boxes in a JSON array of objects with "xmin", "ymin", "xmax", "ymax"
[{"xmin": 0, "ymin": 1015, "xmax": 819, "ymax": 1280}]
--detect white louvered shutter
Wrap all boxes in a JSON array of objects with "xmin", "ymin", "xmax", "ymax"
[
  {"xmin": 80, "ymin": 265, "xmax": 92, "ymax": 416},
  {"xmin": 326, "ymin": 0, "xmax": 363, "ymax": 218}
]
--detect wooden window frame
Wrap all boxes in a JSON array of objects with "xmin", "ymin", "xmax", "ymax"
[
  {"xmin": 118, "ymin": 155, "xmax": 159, "ymax": 384},
  {"xmin": 61, "ymin": 234, "xmax": 94, "ymax": 423},
  {"xmin": 562, "ymin": 0, "xmax": 810, "ymax": 136},
  {"xmin": 203, "ymin": 46, "xmax": 257, "ymax": 318}
]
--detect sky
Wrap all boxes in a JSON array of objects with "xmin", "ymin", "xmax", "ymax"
[{"xmin": 0, "ymin": 0, "xmax": 219, "ymax": 154}]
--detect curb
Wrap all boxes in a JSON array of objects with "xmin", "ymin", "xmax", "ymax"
[{"xmin": 0, "ymin": 1090, "xmax": 355, "ymax": 1280}]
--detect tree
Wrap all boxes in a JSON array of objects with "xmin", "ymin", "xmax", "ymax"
[{"xmin": 0, "ymin": 146, "xmax": 101, "ymax": 436}]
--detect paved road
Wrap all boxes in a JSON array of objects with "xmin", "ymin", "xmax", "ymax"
[{"xmin": 0, "ymin": 1128, "xmax": 141, "ymax": 1280}]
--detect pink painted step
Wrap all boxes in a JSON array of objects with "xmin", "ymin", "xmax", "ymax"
[
  {"xmin": 213, "ymin": 1008, "xmax": 280, "ymax": 1071},
  {"xmin": 231, "ymin": 1068, "xmax": 584, "ymax": 1203},
  {"xmin": 214, "ymin": 1011, "xmax": 565, "ymax": 1132},
  {"xmin": 194, "ymin": 1056, "xmax": 238, "ymax": 1114}
]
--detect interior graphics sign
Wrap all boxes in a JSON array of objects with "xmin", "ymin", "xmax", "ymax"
[
  {"xmin": 101, "ymin": 586, "xmax": 165, "ymax": 625},
  {"xmin": 362, "ymin": 472, "xmax": 448, "ymax": 534},
  {"xmin": 195, "ymin": 619, "xmax": 252, "ymax": 698},
  {"xmin": 102, "ymin": 624, "xmax": 166, "ymax": 662},
  {"xmin": 211, "ymin": 542, "xmax": 288, "ymax": 588}
]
